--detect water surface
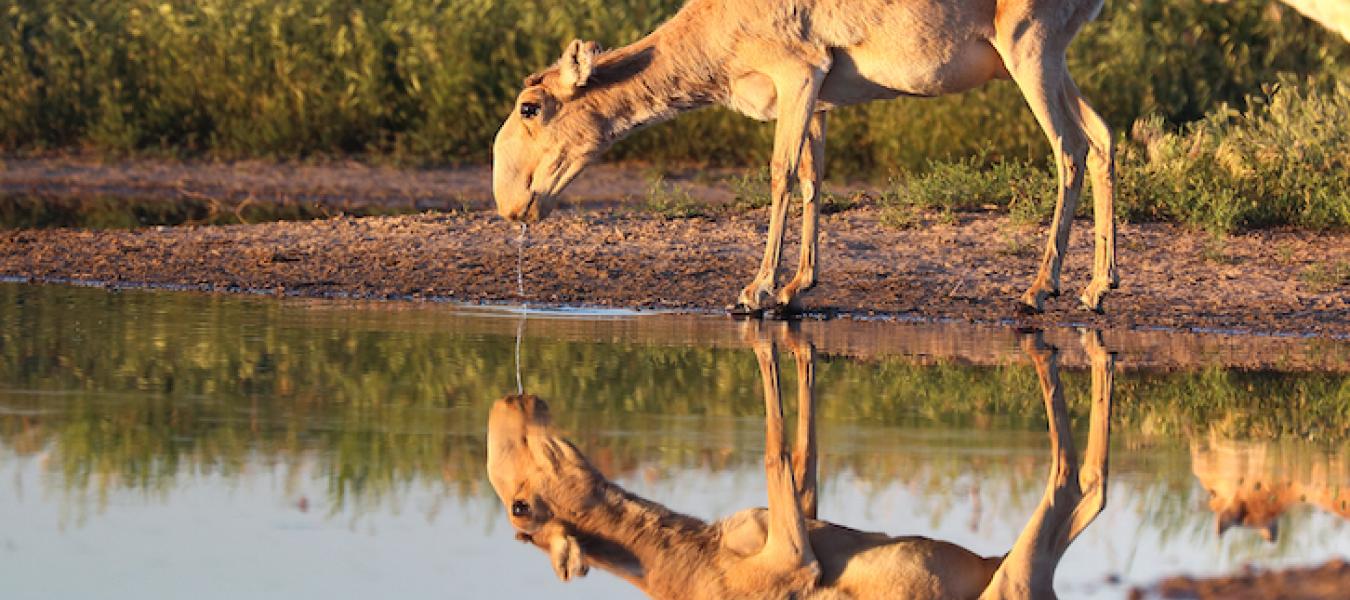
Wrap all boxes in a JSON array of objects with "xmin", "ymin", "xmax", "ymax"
[{"xmin": 0, "ymin": 283, "xmax": 1346, "ymax": 599}]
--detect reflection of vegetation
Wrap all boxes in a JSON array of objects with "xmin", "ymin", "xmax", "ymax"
[{"xmin": 0, "ymin": 284, "xmax": 1347, "ymax": 516}]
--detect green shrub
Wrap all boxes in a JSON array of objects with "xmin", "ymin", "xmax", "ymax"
[
  {"xmin": 882, "ymin": 77, "xmax": 1350, "ymax": 232},
  {"xmin": 1118, "ymin": 77, "xmax": 1350, "ymax": 231},
  {"xmin": 2, "ymin": 0, "xmax": 1345, "ymax": 170},
  {"xmin": 883, "ymin": 153, "xmax": 1055, "ymax": 224}
]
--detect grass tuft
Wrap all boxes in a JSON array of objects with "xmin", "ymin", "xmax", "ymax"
[
  {"xmin": 1301, "ymin": 261, "xmax": 1349, "ymax": 293},
  {"xmin": 642, "ymin": 175, "xmax": 709, "ymax": 220}
]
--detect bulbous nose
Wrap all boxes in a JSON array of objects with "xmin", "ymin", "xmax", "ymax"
[{"xmin": 497, "ymin": 196, "xmax": 541, "ymax": 223}]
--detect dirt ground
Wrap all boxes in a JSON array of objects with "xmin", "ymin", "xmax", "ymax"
[{"xmin": 1, "ymin": 156, "xmax": 1348, "ymax": 339}]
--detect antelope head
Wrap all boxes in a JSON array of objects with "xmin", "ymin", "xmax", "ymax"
[
  {"xmin": 492, "ymin": 40, "xmax": 607, "ymax": 222},
  {"xmin": 485, "ymin": 394, "xmax": 597, "ymax": 581},
  {"xmin": 1211, "ymin": 495, "xmax": 1281, "ymax": 543},
  {"xmin": 487, "ymin": 394, "xmax": 557, "ymax": 535}
]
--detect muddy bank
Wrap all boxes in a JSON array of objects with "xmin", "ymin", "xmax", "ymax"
[
  {"xmin": 1, "ymin": 155, "xmax": 1346, "ymax": 338},
  {"xmin": 1139, "ymin": 559, "xmax": 1350, "ymax": 599},
  {"xmin": 1, "ymin": 203, "xmax": 1346, "ymax": 339}
]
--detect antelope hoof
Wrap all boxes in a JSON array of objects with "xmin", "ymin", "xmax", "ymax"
[
  {"xmin": 1079, "ymin": 280, "xmax": 1112, "ymax": 314},
  {"xmin": 1018, "ymin": 284, "xmax": 1059, "ymax": 315},
  {"xmin": 769, "ymin": 289, "xmax": 808, "ymax": 320},
  {"xmin": 737, "ymin": 283, "xmax": 774, "ymax": 312},
  {"xmin": 768, "ymin": 302, "xmax": 804, "ymax": 320}
]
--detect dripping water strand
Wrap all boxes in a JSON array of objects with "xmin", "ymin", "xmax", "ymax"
[
  {"xmin": 514, "ymin": 315, "xmax": 525, "ymax": 395},
  {"xmin": 514, "ymin": 223, "xmax": 527, "ymax": 395},
  {"xmin": 516, "ymin": 223, "xmax": 527, "ymax": 299}
]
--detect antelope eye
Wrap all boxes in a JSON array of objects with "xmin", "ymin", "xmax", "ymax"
[
  {"xmin": 520, "ymin": 102, "xmax": 541, "ymax": 119},
  {"xmin": 511, "ymin": 500, "xmax": 530, "ymax": 517}
]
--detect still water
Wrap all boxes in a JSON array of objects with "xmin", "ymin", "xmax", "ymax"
[{"xmin": 0, "ymin": 283, "xmax": 1346, "ymax": 599}]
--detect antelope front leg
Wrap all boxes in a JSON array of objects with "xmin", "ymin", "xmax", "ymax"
[
  {"xmin": 751, "ymin": 339, "xmax": 821, "ymax": 580},
  {"xmin": 735, "ymin": 67, "xmax": 825, "ymax": 315},
  {"xmin": 774, "ymin": 111, "xmax": 827, "ymax": 316},
  {"xmin": 1068, "ymin": 82, "xmax": 1120, "ymax": 313}
]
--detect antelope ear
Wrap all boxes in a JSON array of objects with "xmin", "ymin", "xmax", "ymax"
[{"xmin": 559, "ymin": 39, "xmax": 601, "ymax": 90}]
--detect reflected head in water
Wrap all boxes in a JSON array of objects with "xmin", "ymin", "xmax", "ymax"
[
  {"xmin": 486, "ymin": 392, "xmax": 714, "ymax": 589},
  {"xmin": 485, "ymin": 393, "xmax": 598, "ymax": 581},
  {"xmin": 484, "ymin": 327, "xmax": 1117, "ymax": 599}
]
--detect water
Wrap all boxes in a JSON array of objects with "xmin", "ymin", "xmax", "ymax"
[
  {"xmin": 517, "ymin": 222, "xmax": 527, "ymax": 395},
  {"xmin": 0, "ymin": 283, "xmax": 1346, "ymax": 599}
]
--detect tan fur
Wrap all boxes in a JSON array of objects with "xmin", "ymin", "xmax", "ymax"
[
  {"xmin": 492, "ymin": 0, "xmax": 1119, "ymax": 314},
  {"xmin": 1191, "ymin": 433, "xmax": 1350, "ymax": 543},
  {"xmin": 485, "ymin": 327, "xmax": 1115, "ymax": 599}
]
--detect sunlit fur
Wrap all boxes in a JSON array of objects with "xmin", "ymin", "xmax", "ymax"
[
  {"xmin": 1280, "ymin": 0, "xmax": 1350, "ymax": 41},
  {"xmin": 491, "ymin": 0, "xmax": 1119, "ymax": 314},
  {"xmin": 1191, "ymin": 432, "xmax": 1350, "ymax": 543}
]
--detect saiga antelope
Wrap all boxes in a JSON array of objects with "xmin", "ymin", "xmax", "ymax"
[
  {"xmin": 1191, "ymin": 433, "xmax": 1350, "ymax": 543},
  {"xmin": 491, "ymin": 0, "xmax": 1119, "ymax": 316},
  {"xmin": 484, "ymin": 327, "xmax": 1115, "ymax": 598}
]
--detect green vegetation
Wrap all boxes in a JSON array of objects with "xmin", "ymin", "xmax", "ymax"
[
  {"xmin": 2, "ymin": 0, "xmax": 1347, "ymax": 229},
  {"xmin": 3, "ymin": 0, "xmax": 1345, "ymax": 173},
  {"xmin": 882, "ymin": 79, "xmax": 1350, "ymax": 232},
  {"xmin": 882, "ymin": 153, "xmax": 1055, "ymax": 227},
  {"xmin": 1301, "ymin": 259, "xmax": 1350, "ymax": 292},
  {"xmin": 643, "ymin": 174, "xmax": 712, "ymax": 219},
  {"xmin": 645, "ymin": 167, "xmax": 861, "ymax": 219},
  {"xmin": 1116, "ymin": 78, "xmax": 1350, "ymax": 231}
]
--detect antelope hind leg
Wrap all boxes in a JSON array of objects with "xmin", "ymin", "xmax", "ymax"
[
  {"xmin": 1066, "ymin": 81, "xmax": 1119, "ymax": 313},
  {"xmin": 995, "ymin": 38, "xmax": 1089, "ymax": 314},
  {"xmin": 786, "ymin": 332, "xmax": 819, "ymax": 519},
  {"xmin": 772, "ymin": 111, "xmax": 827, "ymax": 318}
]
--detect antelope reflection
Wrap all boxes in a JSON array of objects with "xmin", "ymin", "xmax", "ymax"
[
  {"xmin": 484, "ymin": 327, "xmax": 1115, "ymax": 599},
  {"xmin": 1192, "ymin": 432, "xmax": 1350, "ymax": 543}
]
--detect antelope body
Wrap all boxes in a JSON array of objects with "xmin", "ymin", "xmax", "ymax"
[{"xmin": 492, "ymin": 0, "xmax": 1119, "ymax": 315}]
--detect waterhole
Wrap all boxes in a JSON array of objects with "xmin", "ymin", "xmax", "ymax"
[{"xmin": 0, "ymin": 282, "xmax": 1345, "ymax": 598}]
